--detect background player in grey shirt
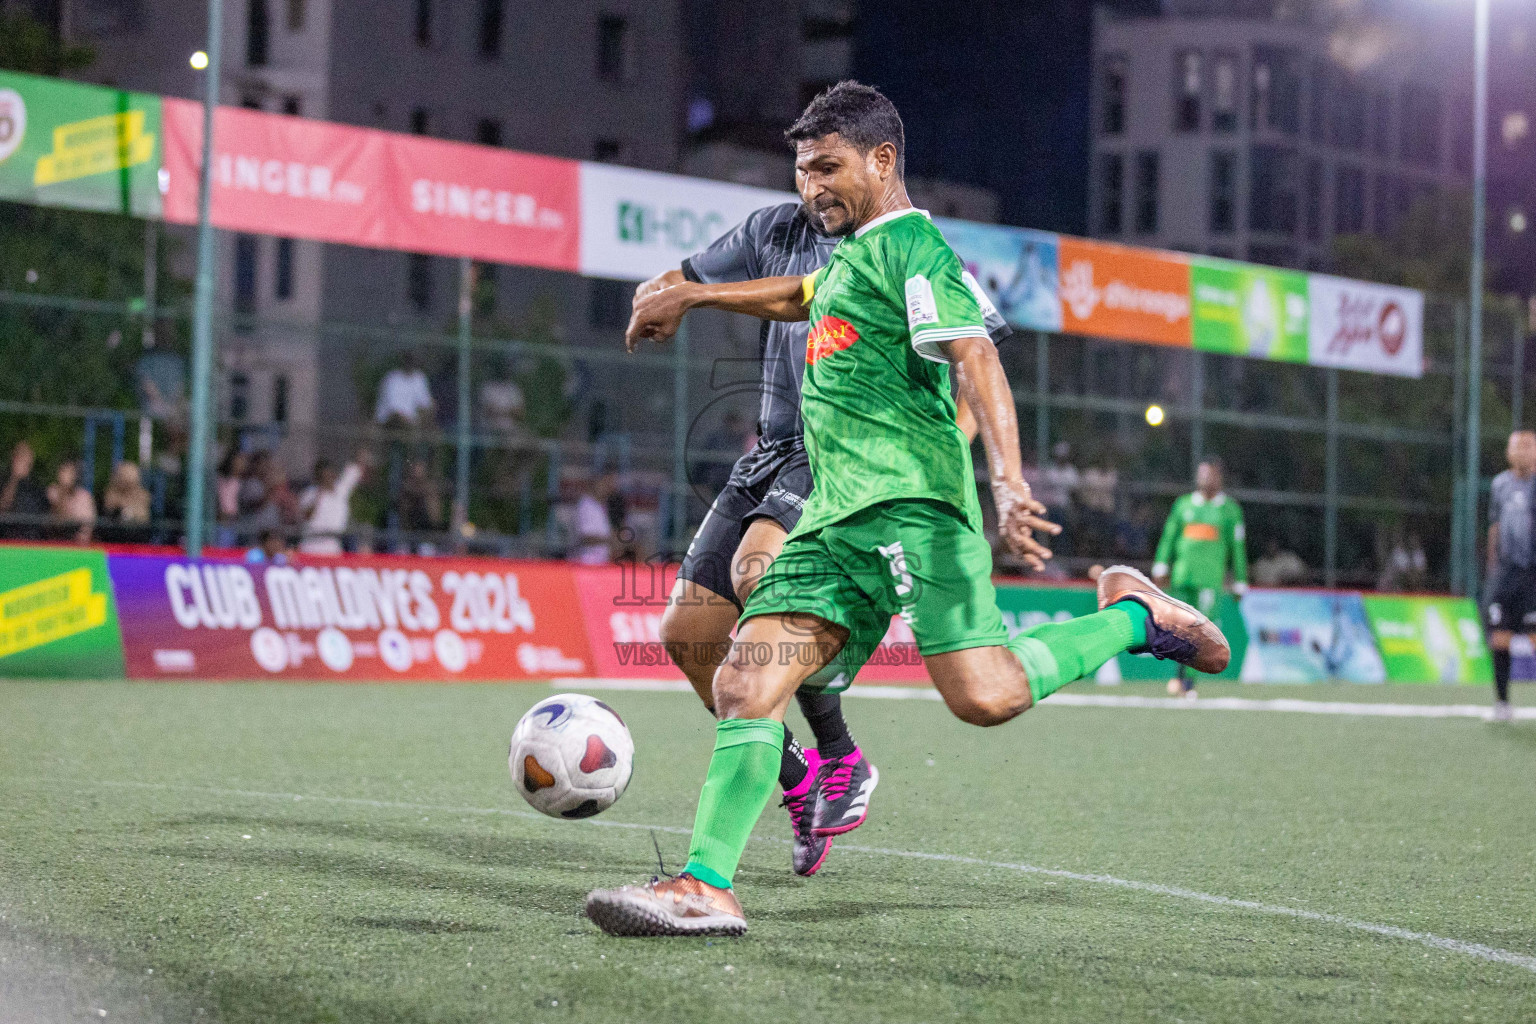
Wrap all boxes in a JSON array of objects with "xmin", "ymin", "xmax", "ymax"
[
  {"xmin": 1484, "ymin": 429, "xmax": 1536, "ymax": 721},
  {"xmin": 629, "ymin": 200, "xmax": 1011, "ymax": 874}
]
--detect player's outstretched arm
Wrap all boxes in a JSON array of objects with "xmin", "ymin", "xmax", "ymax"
[
  {"xmin": 625, "ymin": 277, "xmax": 810, "ymax": 352},
  {"xmin": 634, "ymin": 268, "xmax": 685, "ymax": 303},
  {"xmin": 944, "ymin": 335, "xmax": 1060, "ymax": 571}
]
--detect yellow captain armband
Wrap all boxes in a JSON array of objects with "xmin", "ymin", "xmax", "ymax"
[{"xmin": 800, "ymin": 270, "xmax": 819, "ymax": 305}]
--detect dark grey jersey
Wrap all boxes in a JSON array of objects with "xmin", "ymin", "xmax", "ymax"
[
  {"xmin": 683, "ymin": 202, "xmax": 1012, "ymax": 445},
  {"xmin": 1490, "ymin": 469, "xmax": 1536, "ymax": 568}
]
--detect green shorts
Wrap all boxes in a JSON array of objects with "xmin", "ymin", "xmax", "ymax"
[
  {"xmin": 741, "ymin": 499, "xmax": 1008, "ymax": 692},
  {"xmin": 1171, "ymin": 584, "xmax": 1218, "ymax": 615}
]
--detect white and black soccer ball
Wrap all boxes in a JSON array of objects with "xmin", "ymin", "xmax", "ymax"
[{"xmin": 509, "ymin": 693, "xmax": 634, "ymax": 819}]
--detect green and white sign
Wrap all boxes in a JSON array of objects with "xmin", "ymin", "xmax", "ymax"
[
  {"xmin": 1191, "ymin": 257, "xmax": 1309, "ymax": 362},
  {"xmin": 1362, "ymin": 595, "xmax": 1492, "ymax": 685},
  {"xmin": 0, "ymin": 546, "xmax": 124, "ymax": 679},
  {"xmin": 993, "ymin": 582, "xmax": 1245, "ymax": 681},
  {"xmin": 0, "ymin": 70, "xmax": 162, "ymax": 217}
]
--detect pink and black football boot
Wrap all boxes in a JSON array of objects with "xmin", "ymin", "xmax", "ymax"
[
  {"xmin": 781, "ymin": 748, "xmax": 831, "ymax": 876},
  {"xmin": 810, "ymin": 747, "xmax": 879, "ymax": 837}
]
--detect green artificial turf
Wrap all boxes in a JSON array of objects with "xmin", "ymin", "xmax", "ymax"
[{"xmin": 1, "ymin": 679, "xmax": 1534, "ymax": 1023}]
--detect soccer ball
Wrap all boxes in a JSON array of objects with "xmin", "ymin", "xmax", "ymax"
[{"xmin": 509, "ymin": 693, "xmax": 634, "ymax": 819}]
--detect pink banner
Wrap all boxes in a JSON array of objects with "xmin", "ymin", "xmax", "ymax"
[{"xmin": 161, "ymin": 100, "xmax": 580, "ymax": 271}]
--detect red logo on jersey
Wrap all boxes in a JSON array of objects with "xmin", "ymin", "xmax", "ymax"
[{"xmin": 807, "ymin": 315, "xmax": 860, "ymax": 363}]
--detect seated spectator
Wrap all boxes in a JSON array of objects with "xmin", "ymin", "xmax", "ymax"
[
  {"xmin": 100, "ymin": 462, "xmax": 152, "ymax": 541},
  {"xmin": 478, "ymin": 357, "xmax": 528, "ymax": 437},
  {"xmin": 375, "ymin": 351, "xmax": 436, "ymax": 429},
  {"xmin": 299, "ymin": 449, "xmax": 370, "ymax": 555},
  {"xmin": 570, "ymin": 474, "xmax": 614, "ymax": 565},
  {"xmin": 1252, "ymin": 538, "xmax": 1308, "ymax": 587},
  {"xmin": 217, "ymin": 450, "xmax": 248, "ymax": 523},
  {"xmin": 47, "ymin": 459, "xmax": 96, "ymax": 544},
  {"xmin": 245, "ymin": 528, "xmax": 290, "ymax": 565},
  {"xmin": 397, "ymin": 457, "xmax": 444, "ymax": 548},
  {"xmin": 244, "ymin": 457, "xmax": 300, "ymax": 544},
  {"xmin": 0, "ymin": 441, "xmax": 50, "ymax": 539}
]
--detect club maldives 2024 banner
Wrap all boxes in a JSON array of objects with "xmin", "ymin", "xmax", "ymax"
[{"xmin": 0, "ymin": 546, "xmax": 1491, "ymax": 686}]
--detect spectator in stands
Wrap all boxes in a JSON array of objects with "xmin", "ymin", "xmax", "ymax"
[
  {"xmin": 1376, "ymin": 532, "xmax": 1428, "ymax": 592},
  {"xmin": 299, "ymin": 449, "xmax": 371, "ymax": 555},
  {"xmin": 101, "ymin": 461, "xmax": 152, "ymax": 540},
  {"xmin": 245, "ymin": 528, "xmax": 290, "ymax": 565},
  {"xmin": 216, "ymin": 450, "xmax": 247, "ymax": 522},
  {"xmin": 1252, "ymin": 538, "xmax": 1308, "ymax": 587},
  {"xmin": 0, "ymin": 441, "xmax": 50, "ymax": 539},
  {"xmin": 478, "ymin": 356, "xmax": 527, "ymax": 437},
  {"xmin": 396, "ymin": 457, "xmax": 444, "ymax": 548},
  {"xmin": 48, "ymin": 458, "xmax": 96, "ymax": 544},
  {"xmin": 692, "ymin": 410, "xmax": 748, "ymax": 496},
  {"xmin": 1036, "ymin": 441, "xmax": 1080, "ymax": 555},
  {"xmin": 375, "ymin": 351, "xmax": 436, "ymax": 428},
  {"xmin": 570, "ymin": 473, "xmax": 614, "ymax": 565},
  {"xmin": 245, "ymin": 457, "xmax": 300, "ymax": 543}
]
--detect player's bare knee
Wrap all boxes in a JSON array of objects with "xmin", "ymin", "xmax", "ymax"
[
  {"xmin": 944, "ymin": 688, "xmax": 1028, "ymax": 727},
  {"xmin": 711, "ymin": 663, "xmax": 772, "ymax": 720}
]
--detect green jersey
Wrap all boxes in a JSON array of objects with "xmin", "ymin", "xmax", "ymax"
[
  {"xmin": 1153, "ymin": 492, "xmax": 1248, "ymax": 592},
  {"xmin": 796, "ymin": 208, "xmax": 987, "ymax": 537}
]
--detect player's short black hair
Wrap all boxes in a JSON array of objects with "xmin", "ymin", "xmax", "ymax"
[
  {"xmin": 785, "ymin": 81, "xmax": 905, "ymax": 178},
  {"xmin": 1198, "ymin": 457, "xmax": 1225, "ymax": 475}
]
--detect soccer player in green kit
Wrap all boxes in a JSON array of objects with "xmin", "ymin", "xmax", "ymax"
[
  {"xmin": 1151, "ymin": 458, "xmax": 1249, "ymax": 698},
  {"xmin": 584, "ymin": 82, "xmax": 1230, "ymax": 937}
]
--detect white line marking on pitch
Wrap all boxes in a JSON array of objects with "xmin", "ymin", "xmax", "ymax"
[
  {"xmin": 82, "ymin": 778, "xmax": 1536, "ymax": 976},
  {"xmin": 564, "ymin": 678, "xmax": 1535, "ymax": 720}
]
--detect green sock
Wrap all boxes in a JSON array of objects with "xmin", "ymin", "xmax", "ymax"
[
  {"xmin": 1006, "ymin": 602, "xmax": 1148, "ymax": 704},
  {"xmin": 682, "ymin": 718, "xmax": 784, "ymax": 889}
]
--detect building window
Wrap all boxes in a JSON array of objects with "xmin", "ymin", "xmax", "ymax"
[
  {"xmin": 229, "ymin": 373, "xmax": 250, "ymax": 422},
  {"xmin": 408, "ymin": 254, "xmax": 433, "ymax": 311},
  {"xmin": 414, "ymin": 0, "xmax": 432, "ymax": 46},
  {"xmin": 1304, "ymin": 160, "xmax": 1324, "ymax": 241},
  {"xmin": 1372, "ymin": 173, "xmax": 1398, "ymax": 236},
  {"xmin": 1335, "ymin": 166, "xmax": 1365, "ymax": 233},
  {"xmin": 1249, "ymin": 145, "xmax": 1298, "ymax": 234},
  {"xmin": 1251, "ymin": 46, "xmax": 1300, "ymax": 135},
  {"xmin": 1211, "ymin": 52, "xmax": 1237, "ymax": 132},
  {"xmin": 234, "ymin": 234, "xmax": 258, "ymax": 317},
  {"xmin": 1371, "ymin": 90, "xmax": 1392, "ymax": 157},
  {"xmin": 1247, "ymin": 245, "xmax": 1296, "ymax": 269},
  {"xmin": 1209, "ymin": 151, "xmax": 1236, "ymax": 233},
  {"xmin": 479, "ymin": 0, "xmax": 503, "ymax": 57},
  {"xmin": 247, "ymin": 0, "xmax": 269, "ymax": 66},
  {"xmin": 287, "ymin": 0, "xmax": 304, "ymax": 30},
  {"xmin": 1133, "ymin": 151, "xmax": 1159, "ymax": 234},
  {"xmin": 591, "ymin": 138, "xmax": 623, "ymax": 163},
  {"xmin": 272, "ymin": 375, "xmax": 289, "ymax": 424},
  {"xmin": 1097, "ymin": 153, "xmax": 1124, "ymax": 234},
  {"xmin": 282, "ymin": 95, "xmax": 301, "ymax": 116},
  {"xmin": 274, "ymin": 238, "xmax": 294, "ymax": 300},
  {"xmin": 597, "ymin": 15, "xmax": 628, "ymax": 82},
  {"xmin": 1400, "ymin": 84, "xmax": 1442, "ymax": 169},
  {"xmin": 410, "ymin": 107, "xmax": 430, "ymax": 135},
  {"xmin": 1173, "ymin": 51, "xmax": 1202, "ymax": 132},
  {"xmin": 1330, "ymin": 77, "xmax": 1367, "ymax": 151},
  {"xmin": 476, "ymin": 118, "xmax": 502, "ymax": 146},
  {"xmin": 1309, "ymin": 61, "xmax": 1333, "ymax": 144},
  {"xmin": 589, "ymin": 278, "xmax": 631, "ymax": 329},
  {"xmin": 1102, "ymin": 55, "xmax": 1127, "ymax": 135},
  {"xmin": 241, "ymin": 95, "xmax": 263, "ymax": 110}
]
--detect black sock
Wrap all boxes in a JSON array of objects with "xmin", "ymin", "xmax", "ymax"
[
  {"xmin": 797, "ymin": 689, "xmax": 856, "ymax": 760},
  {"xmin": 779, "ymin": 726, "xmax": 809, "ymax": 791},
  {"xmin": 1494, "ymin": 649, "xmax": 1512, "ymax": 703}
]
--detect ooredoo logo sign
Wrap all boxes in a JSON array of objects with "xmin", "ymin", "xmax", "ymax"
[
  {"xmin": 1057, "ymin": 238, "xmax": 1191, "ymax": 347},
  {"xmin": 1307, "ymin": 274, "xmax": 1423, "ymax": 378}
]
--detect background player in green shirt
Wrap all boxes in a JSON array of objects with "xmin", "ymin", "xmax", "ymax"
[
  {"xmin": 586, "ymin": 82, "xmax": 1230, "ymax": 937},
  {"xmin": 1151, "ymin": 458, "xmax": 1248, "ymax": 697}
]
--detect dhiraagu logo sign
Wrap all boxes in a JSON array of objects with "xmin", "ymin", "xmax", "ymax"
[{"xmin": 579, "ymin": 162, "xmax": 788, "ymax": 281}]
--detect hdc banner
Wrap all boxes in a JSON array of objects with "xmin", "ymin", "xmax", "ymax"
[
  {"xmin": 161, "ymin": 100, "xmax": 581, "ymax": 271},
  {"xmin": 109, "ymin": 553, "xmax": 592, "ymax": 680}
]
